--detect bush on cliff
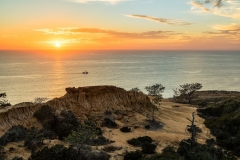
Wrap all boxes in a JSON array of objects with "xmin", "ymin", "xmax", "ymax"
[
  {"xmin": 33, "ymin": 105, "xmax": 55, "ymax": 123},
  {"xmin": 141, "ymin": 143, "xmax": 156, "ymax": 154},
  {"xmin": 34, "ymin": 107, "xmax": 80, "ymax": 140},
  {"xmin": 127, "ymin": 136, "xmax": 153, "ymax": 146},
  {"xmin": 0, "ymin": 125, "xmax": 27, "ymax": 146},
  {"xmin": 120, "ymin": 126, "xmax": 131, "ymax": 132},
  {"xmin": 198, "ymin": 99, "xmax": 240, "ymax": 156},
  {"xmin": 124, "ymin": 150, "xmax": 143, "ymax": 160},
  {"xmin": 28, "ymin": 144, "xmax": 80, "ymax": 160}
]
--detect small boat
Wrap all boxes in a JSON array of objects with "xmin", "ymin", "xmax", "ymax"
[{"xmin": 82, "ymin": 71, "xmax": 88, "ymax": 74}]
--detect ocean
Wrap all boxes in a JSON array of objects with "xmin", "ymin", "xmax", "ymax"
[{"xmin": 0, "ymin": 50, "xmax": 240, "ymax": 105}]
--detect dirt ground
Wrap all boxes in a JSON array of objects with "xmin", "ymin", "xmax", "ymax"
[{"xmin": 4, "ymin": 100, "xmax": 213, "ymax": 160}]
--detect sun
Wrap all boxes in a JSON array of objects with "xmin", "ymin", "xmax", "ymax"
[{"xmin": 55, "ymin": 42, "xmax": 61, "ymax": 47}]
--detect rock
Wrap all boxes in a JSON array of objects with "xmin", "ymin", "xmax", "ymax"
[{"xmin": 0, "ymin": 86, "xmax": 152, "ymax": 136}]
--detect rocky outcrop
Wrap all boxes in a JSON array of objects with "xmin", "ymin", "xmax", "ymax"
[
  {"xmin": 0, "ymin": 86, "xmax": 151, "ymax": 135},
  {"xmin": 0, "ymin": 102, "xmax": 42, "ymax": 135},
  {"xmin": 47, "ymin": 85, "xmax": 152, "ymax": 119}
]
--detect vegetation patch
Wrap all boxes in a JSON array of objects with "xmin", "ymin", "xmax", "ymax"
[
  {"xmin": 0, "ymin": 125, "xmax": 27, "ymax": 146},
  {"xmin": 102, "ymin": 145, "xmax": 122, "ymax": 153},
  {"xmin": 198, "ymin": 99, "xmax": 240, "ymax": 157},
  {"xmin": 120, "ymin": 126, "xmax": 131, "ymax": 132},
  {"xmin": 127, "ymin": 136, "xmax": 153, "ymax": 146},
  {"xmin": 124, "ymin": 150, "xmax": 143, "ymax": 160}
]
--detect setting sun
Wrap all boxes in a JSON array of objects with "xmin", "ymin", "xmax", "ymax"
[{"xmin": 55, "ymin": 42, "xmax": 61, "ymax": 47}]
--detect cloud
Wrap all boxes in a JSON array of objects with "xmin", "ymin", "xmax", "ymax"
[
  {"xmin": 126, "ymin": 14, "xmax": 192, "ymax": 26},
  {"xmin": 34, "ymin": 27, "xmax": 184, "ymax": 39},
  {"xmin": 189, "ymin": 0, "xmax": 240, "ymax": 19},
  {"xmin": 189, "ymin": 1, "xmax": 211, "ymax": 12},
  {"xmin": 70, "ymin": 28, "xmax": 181, "ymax": 39},
  {"xmin": 204, "ymin": 23, "xmax": 240, "ymax": 41},
  {"xmin": 34, "ymin": 28, "xmax": 79, "ymax": 35}
]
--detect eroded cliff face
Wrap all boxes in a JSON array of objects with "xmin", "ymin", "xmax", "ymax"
[
  {"xmin": 47, "ymin": 85, "xmax": 152, "ymax": 119},
  {"xmin": 0, "ymin": 86, "xmax": 151, "ymax": 135},
  {"xmin": 0, "ymin": 102, "xmax": 42, "ymax": 135}
]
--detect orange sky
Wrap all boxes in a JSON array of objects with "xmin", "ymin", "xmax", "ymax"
[{"xmin": 1, "ymin": 0, "xmax": 240, "ymax": 50}]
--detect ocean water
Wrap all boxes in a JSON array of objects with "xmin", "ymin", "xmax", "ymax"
[{"xmin": 0, "ymin": 50, "xmax": 240, "ymax": 105}]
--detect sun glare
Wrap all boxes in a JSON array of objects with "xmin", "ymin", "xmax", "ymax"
[{"xmin": 55, "ymin": 42, "xmax": 61, "ymax": 47}]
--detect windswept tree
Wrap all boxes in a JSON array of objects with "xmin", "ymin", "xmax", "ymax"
[
  {"xmin": 145, "ymin": 84, "xmax": 165, "ymax": 121},
  {"xmin": 130, "ymin": 87, "xmax": 141, "ymax": 92},
  {"xmin": 0, "ymin": 92, "xmax": 11, "ymax": 107},
  {"xmin": 173, "ymin": 83, "xmax": 202, "ymax": 104}
]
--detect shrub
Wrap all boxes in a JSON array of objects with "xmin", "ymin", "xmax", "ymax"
[
  {"xmin": 102, "ymin": 145, "xmax": 122, "ymax": 152},
  {"xmin": 145, "ymin": 125, "xmax": 150, "ymax": 129},
  {"xmin": 24, "ymin": 127, "xmax": 44, "ymax": 151},
  {"xmin": 120, "ymin": 127, "xmax": 131, "ymax": 132},
  {"xmin": 127, "ymin": 136, "xmax": 153, "ymax": 146},
  {"xmin": 87, "ymin": 136, "xmax": 112, "ymax": 146},
  {"xmin": 141, "ymin": 143, "xmax": 156, "ymax": 154},
  {"xmin": 0, "ymin": 146, "xmax": 6, "ymax": 160},
  {"xmin": 0, "ymin": 125, "xmax": 27, "ymax": 145},
  {"xmin": 86, "ymin": 151, "xmax": 110, "ymax": 160},
  {"xmin": 9, "ymin": 147, "xmax": 15, "ymax": 152},
  {"xmin": 12, "ymin": 156, "xmax": 24, "ymax": 160},
  {"xmin": 33, "ymin": 105, "xmax": 55, "ymax": 123},
  {"xmin": 28, "ymin": 145, "xmax": 80, "ymax": 160},
  {"xmin": 102, "ymin": 118, "xmax": 117, "ymax": 128},
  {"xmin": 60, "ymin": 110, "xmax": 79, "ymax": 127},
  {"xmin": 124, "ymin": 150, "xmax": 143, "ymax": 160}
]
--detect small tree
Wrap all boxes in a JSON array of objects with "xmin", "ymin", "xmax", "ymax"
[
  {"xmin": 65, "ymin": 121, "xmax": 98, "ymax": 157},
  {"xmin": 145, "ymin": 84, "xmax": 165, "ymax": 121},
  {"xmin": 130, "ymin": 87, "xmax": 141, "ymax": 92},
  {"xmin": 34, "ymin": 97, "xmax": 48, "ymax": 104},
  {"xmin": 0, "ymin": 93, "xmax": 11, "ymax": 107},
  {"xmin": 173, "ymin": 83, "xmax": 202, "ymax": 104}
]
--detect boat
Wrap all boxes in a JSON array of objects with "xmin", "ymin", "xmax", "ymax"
[{"xmin": 82, "ymin": 71, "xmax": 88, "ymax": 74}]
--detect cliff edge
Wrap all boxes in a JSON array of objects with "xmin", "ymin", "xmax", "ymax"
[{"xmin": 0, "ymin": 85, "xmax": 151, "ymax": 135}]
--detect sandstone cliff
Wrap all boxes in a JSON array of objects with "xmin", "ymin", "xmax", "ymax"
[
  {"xmin": 47, "ymin": 85, "xmax": 152, "ymax": 119},
  {"xmin": 0, "ymin": 86, "xmax": 151, "ymax": 135}
]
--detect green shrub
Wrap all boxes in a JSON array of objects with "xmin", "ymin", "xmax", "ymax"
[
  {"xmin": 12, "ymin": 156, "xmax": 24, "ymax": 160},
  {"xmin": 24, "ymin": 127, "xmax": 44, "ymax": 151},
  {"xmin": 141, "ymin": 143, "xmax": 156, "ymax": 154},
  {"xmin": 33, "ymin": 105, "xmax": 55, "ymax": 123},
  {"xmin": 145, "ymin": 125, "xmax": 150, "ymax": 129},
  {"xmin": 0, "ymin": 125, "xmax": 27, "ymax": 145},
  {"xmin": 124, "ymin": 150, "xmax": 143, "ymax": 160},
  {"xmin": 102, "ymin": 145, "xmax": 122, "ymax": 152},
  {"xmin": 86, "ymin": 151, "xmax": 110, "ymax": 160},
  {"xmin": 102, "ymin": 118, "xmax": 117, "ymax": 128},
  {"xmin": 28, "ymin": 145, "xmax": 80, "ymax": 160},
  {"xmin": 120, "ymin": 127, "xmax": 131, "ymax": 132},
  {"xmin": 127, "ymin": 136, "xmax": 153, "ymax": 146}
]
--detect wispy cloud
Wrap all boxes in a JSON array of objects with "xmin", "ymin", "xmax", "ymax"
[
  {"xmin": 189, "ymin": 1, "xmax": 211, "ymax": 12},
  {"xmin": 203, "ymin": 23, "xmax": 240, "ymax": 42},
  {"xmin": 126, "ymin": 14, "xmax": 192, "ymax": 26},
  {"xmin": 34, "ymin": 27, "xmax": 185, "ymax": 40},
  {"xmin": 70, "ymin": 28, "xmax": 182, "ymax": 39},
  {"xmin": 34, "ymin": 28, "xmax": 79, "ymax": 35},
  {"xmin": 189, "ymin": 0, "xmax": 240, "ymax": 19}
]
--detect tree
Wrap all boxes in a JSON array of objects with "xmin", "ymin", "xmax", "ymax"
[
  {"xmin": 130, "ymin": 87, "xmax": 141, "ymax": 92},
  {"xmin": 34, "ymin": 97, "xmax": 48, "ymax": 103},
  {"xmin": 65, "ymin": 120, "xmax": 99, "ymax": 158},
  {"xmin": 145, "ymin": 84, "xmax": 165, "ymax": 121},
  {"xmin": 173, "ymin": 83, "xmax": 202, "ymax": 104},
  {"xmin": 0, "ymin": 92, "xmax": 11, "ymax": 107}
]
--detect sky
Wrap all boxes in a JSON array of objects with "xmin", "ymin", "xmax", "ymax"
[{"xmin": 1, "ymin": 0, "xmax": 240, "ymax": 50}]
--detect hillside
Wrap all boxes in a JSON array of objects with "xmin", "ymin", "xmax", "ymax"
[{"xmin": 0, "ymin": 86, "xmax": 239, "ymax": 160}]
